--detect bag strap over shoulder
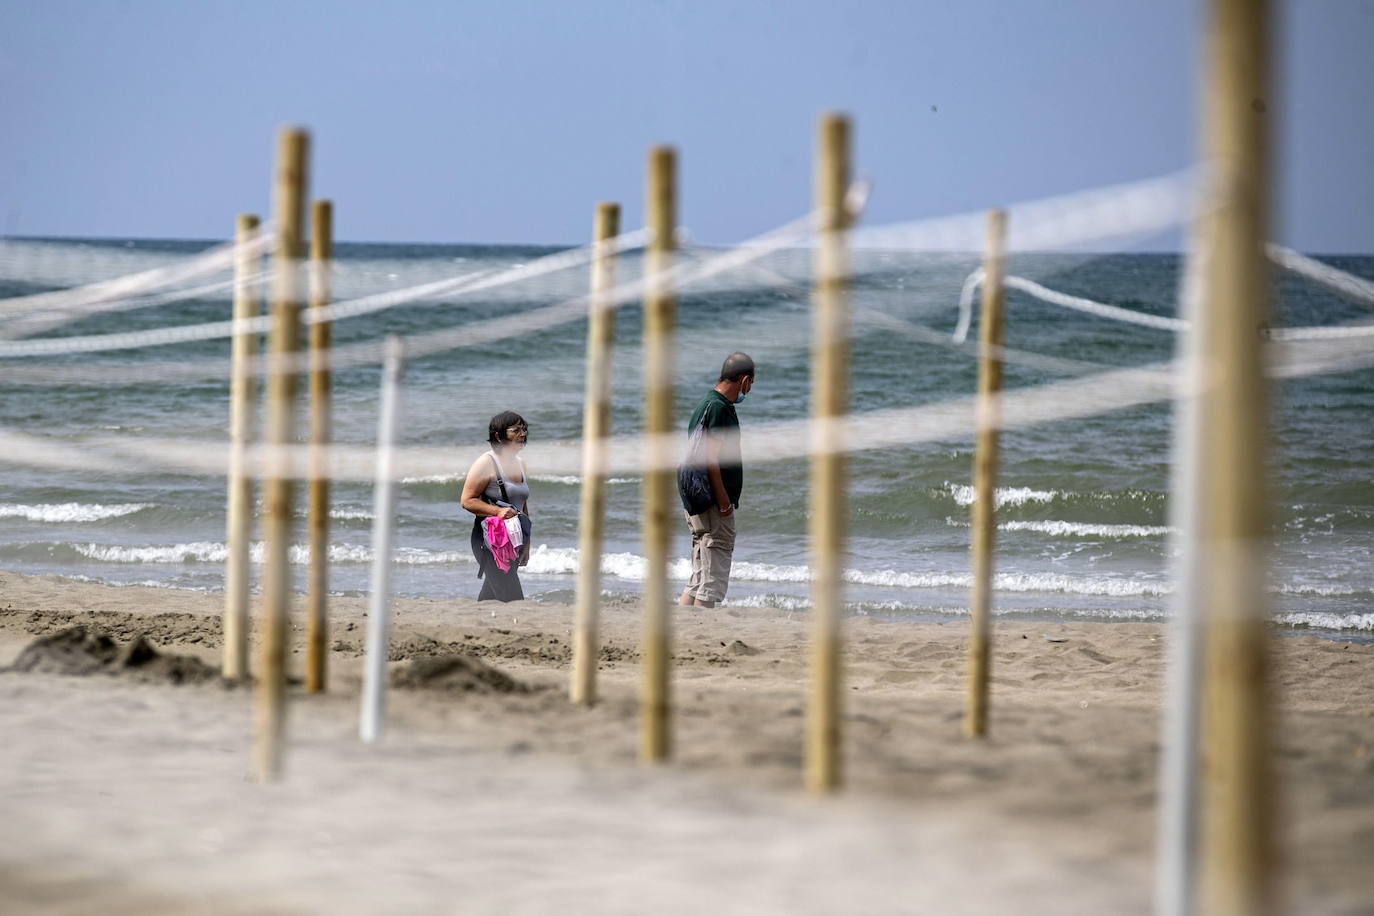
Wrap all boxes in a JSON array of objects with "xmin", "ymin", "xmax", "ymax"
[{"xmin": 486, "ymin": 451, "xmax": 511, "ymax": 505}]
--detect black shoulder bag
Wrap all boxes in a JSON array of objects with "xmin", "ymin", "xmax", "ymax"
[{"xmin": 676, "ymin": 414, "xmax": 715, "ymax": 516}]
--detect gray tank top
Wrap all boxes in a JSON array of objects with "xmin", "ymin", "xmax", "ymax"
[{"xmin": 483, "ymin": 452, "xmax": 530, "ymax": 508}]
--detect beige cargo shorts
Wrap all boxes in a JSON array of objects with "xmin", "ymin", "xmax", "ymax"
[{"xmin": 685, "ymin": 505, "xmax": 737, "ymax": 604}]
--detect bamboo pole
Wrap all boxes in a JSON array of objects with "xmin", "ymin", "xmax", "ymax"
[
  {"xmin": 806, "ymin": 113, "xmax": 851, "ymax": 793},
  {"xmin": 964, "ymin": 208, "xmax": 1007, "ymax": 740},
  {"xmin": 306, "ymin": 199, "xmax": 333, "ymax": 694},
  {"xmin": 253, "ymin": 127, "xmax": 308, "ymax": 782},
  {"xmin": 571, "ymin": 201, "xmax": 621, "ymax": 706},
  {"xmin": 223, "ymin": 213, "xmax": 260, "ymax": 682},
  {"xmin": 360, "ymin": 337, "xmax": 405, "ymax": 743},
  {"xmin": 640, "ymin": 147, "xmax": 676, "ymax": 763},
  {"xmin": 1196, "ymin": 0, "xmax": 1274, "ymax": 913}
]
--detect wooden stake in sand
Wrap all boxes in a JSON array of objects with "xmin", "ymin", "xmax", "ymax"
[
  {"xmin": 571, "ymin": 201, "xmax": 621, "ymax": 706},
  {"xmin": 640, "ymin": 147, "xmax": 677, "ymax": 763},
  {"xmin": 1195, "ymin": 1, "xmax": 1275, "ymax": 913},
  {"xmin": 360, "ymin": 337, "xmax": 405, "ymax": 744},
  {"xmin": 306, "ymin": 199, "xmax": 333, "ymax": 694},
  {"xmin": 964, "ymin": 208, "xmax": 1007, "ymax": 740},
  {"xmin": 253, "ymin": 127, "xmax": 309, "ymax": 783},
  {"xmin": 806, "ymin": 113, "xmax": 852, "ymax": 793},
  {"xmin": 223, "ymin": 213, "xmax": 261, "ymax": 683}
]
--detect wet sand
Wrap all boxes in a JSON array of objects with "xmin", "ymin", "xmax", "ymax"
[{"xmin": 0, "ymin": 569, "xmax": 1370, "ymax": 914}]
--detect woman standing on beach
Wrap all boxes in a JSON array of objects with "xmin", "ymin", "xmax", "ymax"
[{"xmin": 460, "ymin": 411, "xmax": 531, "ymax": 602}]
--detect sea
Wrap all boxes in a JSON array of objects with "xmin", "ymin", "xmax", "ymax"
[{"xmin": 1, "ymin": 236, "xmax": 1370, "ymax": 638}]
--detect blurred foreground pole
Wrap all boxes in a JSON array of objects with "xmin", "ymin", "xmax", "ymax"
[
  {"xmin": 640, "ymin": 147, "xmax": 676, "ymax": 762},
  {"xmin": 571, "ymin": 201, "xmax": 621, "ymax": 706},
  {"xmin": 1195, "ymin": 0, "xmax": 1275, "ymax": 913},
  {"xmin": 360, "ymin": 338, "xmax": 405, "ymax": 743},
  {"xmin": 964, "ymin": 209, "xmax": 1007, "ymax": 739},
  {"xmin": 254, "ymin": 127, "xmax": 309, "ymax": 782},
  {"xmin": 1156, "ymin": 232, "xmax": 1207, "ymax": 916},
  {"xmin": 306, "ymin": 199, "xmax": 333, "ymax": 694},
  {"xmin": 806, "ymin": 113, "xmax": 851, "ymax": 793},
  {"xmin": 224, "ymin": 213, "xmax": 261, "ymax": 682}
]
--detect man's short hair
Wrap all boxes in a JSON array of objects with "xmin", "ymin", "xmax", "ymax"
[{"xmin": 719, "ymin": 352, "xmax": 755, "ymax": 382}]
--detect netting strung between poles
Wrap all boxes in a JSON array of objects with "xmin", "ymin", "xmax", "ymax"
[
  {"xmin": 953, "ymin": 249, "xmax": 1374, "ymax": 345},
  {"xmin": 0, "ymin": 164, "xmax": 1370, "ymax": 485},
  {"xmin": 0, "ymin": 231, "xmax": 276, "ymax": 328},
  {"xmin": 0, "ymin": 169, "xmax": 1194, "ymax": 382}
]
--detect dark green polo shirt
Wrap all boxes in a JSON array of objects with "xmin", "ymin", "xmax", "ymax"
[{"xmin": 687, "ymin": 389, "xmax": 743, "ymax": 507}]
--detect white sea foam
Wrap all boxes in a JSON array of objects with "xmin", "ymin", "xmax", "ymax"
[
  {"xmin": 946, "ymin": 483, "xmax": 1061, "ymax": 508},
  {"xmin": 722, "ymin": 593, "xmax": 1172, "ymax": 621},
  {"xmin": 72, "ymin": 541, "xmax": 229, "ymax": 564},
  {"xmin": 70, "ymin": 541, "xmax": 470, "ymax": 566},
  {"xmin": 329, "ymin": 507, "xmax": 374, "ymax": 521},
  {"xmin": 404, "ymin": 473, "xmax": 637, "ymax": 486},
  {"xmin": 522, "ymin": 546, "xmax": 693, "ymax": 581},
  {"xmin": 1274, "ymin": 582, "xmax": 1367, "ymax": 597},
  {"xmin": 64, "ymin": 573, "xmax": 211, "ymax": 592},
  {"xmin": 56, "ymin": 540, "xmax": 1357, "ymax": 607},
  {"xmin": 516, "ymin": 546, "xmax": 1172, "ymax": 597},
  {"xmin": 0, "ymin": 502, "xmax": 152, "ymax": 523},
  {"xmin": 510, "ymin": 545, "xmax": 1170, "ymax": 597},
  {"xmin": 1276, "ymin": 612, "xmax": 1374, "ymax": 632},
  {"xmin": 839, "ymin": 568, "xmax": 1170, "ymax": 597},
  {"xmin": 721, "ymin": 593, "xmax": 813, "ymax": 612},
  {"xmin": 998, "ymin": 519, "xmax": 1173, "ymax": 538}
]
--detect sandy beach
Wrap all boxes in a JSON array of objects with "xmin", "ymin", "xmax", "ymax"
[{"xmin": 0, "ymin": 569, "xmax": 1370, "ymax": 914}]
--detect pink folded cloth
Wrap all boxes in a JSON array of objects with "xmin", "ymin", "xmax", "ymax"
[{"xmin": 482, "ymin": 515, "xmax": 519, "ymax": 572}]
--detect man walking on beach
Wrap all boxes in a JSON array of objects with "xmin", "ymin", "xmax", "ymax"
[{"xmin": 678, "ymin": 352, "xmax": 755, "ymax": 608}]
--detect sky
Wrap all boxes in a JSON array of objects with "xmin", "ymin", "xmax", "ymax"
[{"xmin": 0, "ymin": 0, "xmax": 1370, "ymax": 251}]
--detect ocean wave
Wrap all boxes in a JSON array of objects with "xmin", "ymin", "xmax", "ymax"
[
  {"xmin": 503, "ymin": 545, "xmax": 1170, "ymax": 597},
  {"xmin": 845, "ymin": 568, "xmax": 1170, "ymax": 597},
  {"xmin": 522, "ymin": 546, "xmax": 693, "ymax": 581},
  {"xmin": 0, "ymin": 502, "xmax": 153, "ymax": 523},
  {"xmin": 64, "ymin": 573, "xmax": 212, "ymax": 592},
  {"xmin": 1275, "ymin": 612, "xmax": 1374, "ymax": 632},
  {"xmin": 402, "ymin": 473, "xmax": 637, "ymax": 486},
  {"xmin": 719, "ymin": 561, "xmax": 1167, "ymax": 596},
  {"xmin": 1000, "ymin": 520, "xmax": 1173, "ymax": 538},
  {"xmin": 44, "ymin": 541, "xmax": 1361, "ymax": 605},
  {"xmin": 68, "ymin": 541, "xmax": 472, "ymax": 567},
  {"xmin": 329, "ymin": 508, "xmax": 374, "ymax": 521},
  {"xmin": 721, "ymin": 593, "xmax": 1171, "ymax": 621},
  {"xmin": 401, "ymin": 475, "xmax": 459, "ymax": 485},
  {"xmin": 945, "ymin": 483, "xmax": 1060, "ymax": 508},
  {"xmin": 1274, "ymin": 582, "xmax": 1370, "ymax": 598},
  {"xmin": 944, "ymin": 517, "xmax": 1174, "ymax": 538},
  {"xmin": 724, "ymin": 596, "xmax": 1371, "ymax": 632}
]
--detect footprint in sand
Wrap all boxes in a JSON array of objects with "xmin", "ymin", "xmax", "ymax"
[{"xmin": 1077, "ymin": 647, "xmax": 1118, "ymax": 665}]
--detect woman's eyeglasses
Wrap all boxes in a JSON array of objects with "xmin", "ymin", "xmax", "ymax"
[{"xmin": 506, "ymin": 425, "xmax": 529, "ymax": 438}]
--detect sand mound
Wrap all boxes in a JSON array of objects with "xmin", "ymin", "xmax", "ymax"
[
  {"xmin": 389, "ymin": 653, "xmax": 528, "ymax": 694},
  {"xmin": 4, "ymin": 625, "xmax": 220, "ymax": 685}
]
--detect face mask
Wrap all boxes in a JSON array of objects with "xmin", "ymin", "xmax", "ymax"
[{"xmin": 736, "ymin": 380, "xmax": 751, "ymax": 404}]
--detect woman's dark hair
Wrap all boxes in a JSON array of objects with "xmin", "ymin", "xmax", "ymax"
[{"xmin": 487, "ymin": 411, "xmax": 528, "ymax": 446}]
